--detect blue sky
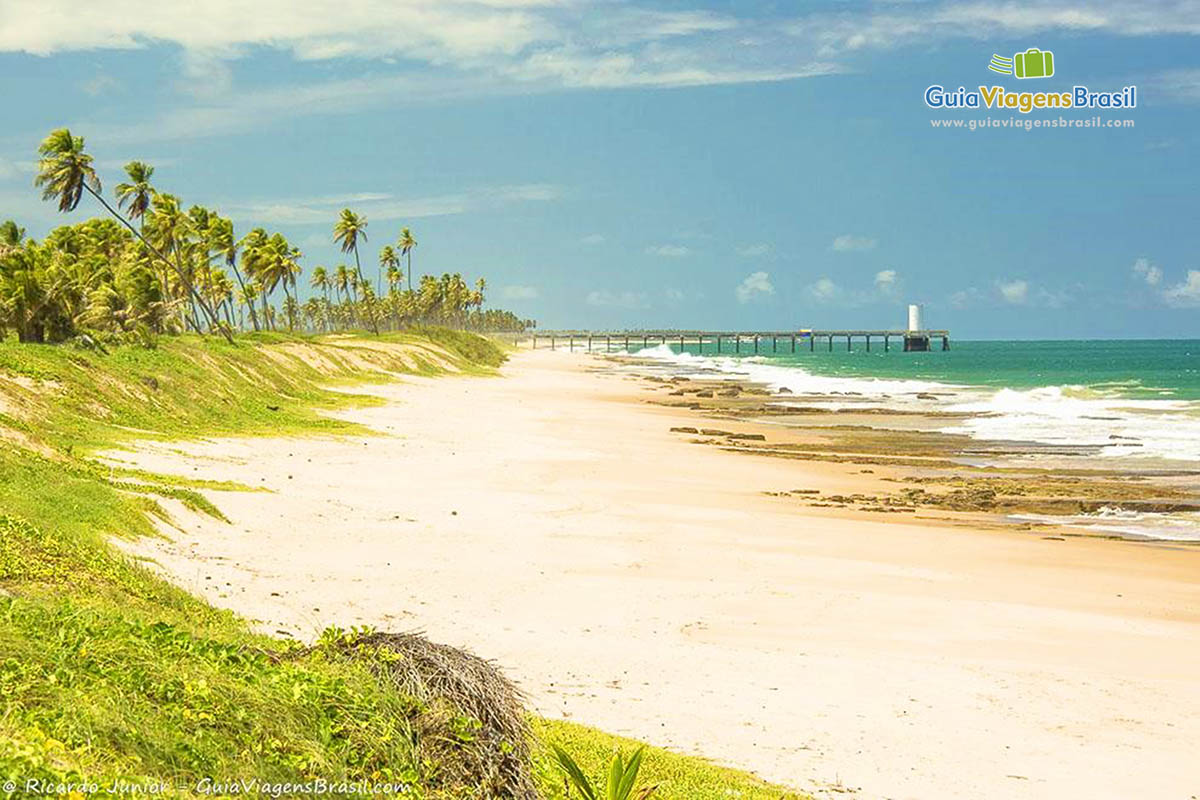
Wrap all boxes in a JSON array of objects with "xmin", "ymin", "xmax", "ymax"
[{"xmin": 1, "ymin": 0, "xmax": 1198, "ymax": 338}]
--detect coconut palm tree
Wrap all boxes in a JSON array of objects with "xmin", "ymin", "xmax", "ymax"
[
  {"xmin": 235, "ymin": 282, "xmax": 258, "ymax": 329},
  {"xmin": 397, "ymin": 227, "xmax": 416, "ymax": 292},
  {"xmin": 385, "ymin": 264, "xmax": 402, "ymax": 293},
  {"xmin": 114, "ymin": 161, "xmax": 155, "ymax": 226},
  {"xmin": 378, "ymin": 245, "xmax": 399, "ymax": 297},
  {"xmin": 475, "ymin": 277, "xmax": 487, "ymax": 311},
  {"xmin": 334, "ymin": 264, "xmax": 351, "ymax": 306},
  {"xmin": 145, "ymin": 194, "xmax": 202, "ymax": 331},
  {"xmin": 310, "ymin": 266, "xmax": 330, "ymax": 303},
  {"xmin": 239, "ymin": 228, "xmax": 275, "ymax": 329},
  {"xmin": 333, "ymin": 208, "xmax": 377, "ymax": 333},
  {"xmin": 0, "ymin": 220, "xmax": 25, "ymax": 257},
  {"xmin": 208, "ymin": 215, "xmax": 259, "ymax": 331},
  {"xmin": 33, "ymin": 129, "xmax": 230, "ymax": 341}
]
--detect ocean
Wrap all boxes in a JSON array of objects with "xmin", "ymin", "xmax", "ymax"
[{"xmin": 626, "ymin": 338, "xmax": 1200, "ymax": 541}]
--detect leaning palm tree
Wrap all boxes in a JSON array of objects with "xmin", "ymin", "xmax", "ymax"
[
  {"xmin": 333, "ymin": 209, "xmax": 378, "ymax": 333},
  {"xmin": 33, "ymin": 129, "xmax": 230, "ymax": 341},
  {"xmin": 209, "ymin": 216, "xmax": 259, "ymax": 331},
  {"xmin": 114, "ymin": 161, "xmax": 154, "ymax": 227},
  {"xmin": 397, "ymin": 227, "xmax": 416, "ymax": 292}
]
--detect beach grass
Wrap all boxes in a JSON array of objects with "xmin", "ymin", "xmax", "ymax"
[
  {"xmin": 0, "ymin": 331, "xmax": 804, "ymax": 798},
  {"xmin": 532, "ymin": 719, "xmax": 807, "ymax": 799}
]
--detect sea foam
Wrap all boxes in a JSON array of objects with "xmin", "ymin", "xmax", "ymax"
[{"xmin": 629, "ymin": 345, "xmax": 1200, "ymax": 462}]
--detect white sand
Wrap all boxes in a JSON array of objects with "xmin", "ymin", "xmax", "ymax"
[{"xmin": 115, "ymin": 350, "xmax": 1200, "ymax": 800}]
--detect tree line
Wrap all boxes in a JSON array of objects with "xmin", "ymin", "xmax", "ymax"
[{"xmin": 0, "ymin": 129, "xmax": 535, "ymax": 344}]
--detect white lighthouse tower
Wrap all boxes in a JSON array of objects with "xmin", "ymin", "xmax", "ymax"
[
  {"xmin": 907, "ymin": 303, "xmax": 924, "ymax": 333},
  {"xmin": 904, "ymin": 304, "xmax": 930, "ymax": 351}
]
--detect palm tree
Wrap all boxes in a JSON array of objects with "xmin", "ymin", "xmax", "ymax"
[
  {"xmin": 235, "ymin": 283, "xmax": 258, "ymax": 329},
  {"xmin": 333, "ymin": 209, "xmax": 378, "ymax": 333},
  {"xmin": 114, "ymin": 161, "xmax": 154, "ymax": 226},
  {"xmin": 302, "ymin": 297, "xmax": 323, "ymax": 332},
  {"xmin": 146, "ymin": 194, "xmax": 201, "ymax": 331},
  {"xmin": 208, "ymin": 216, "xmax": 259, "ymax": 331},
  {"xmin": 0, "ymin": 220, "xmax": 26, "ymax": 257},
  {"xmin": 310, "ymin": 266, "xmax": 330, "ymax": 303},
  {"xmin": 33, "ymin": 129, "xmax": 230, "ymax": 341},
  {"xmin": 239, "ymin": 228, "xmax": 275, "ymax": 330},
  {"xmin": 378, "ymin": 245, "xmax": 398, "ymax": 297},
  {"xmin": 334, "ymin": 264, "xmax": 351, "ymax": 306},
  {"xmin": 397, "ymin": 227, "xmax": 416, "ymax": 292},
  {"xmin": 385, "ymin": 264, "xmax": 402, "ymax": 292}
]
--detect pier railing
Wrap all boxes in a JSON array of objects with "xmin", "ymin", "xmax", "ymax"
[{"xmin": 527, "ymin": 329, "xmax": 951, "ymax": 353}]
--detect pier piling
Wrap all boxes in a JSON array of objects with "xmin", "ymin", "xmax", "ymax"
[{"xmin": 528, "ymin": 328, "xmax": 950, "ymax": 355}]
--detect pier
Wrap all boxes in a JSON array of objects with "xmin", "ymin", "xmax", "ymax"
[{"xmin": 528, "ymin": 329, "xmax": 951, "ymax": 354}]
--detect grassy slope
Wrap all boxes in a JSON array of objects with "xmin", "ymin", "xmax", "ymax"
[{"xmin": 0, "ymin": 331, "xmax": 804, "ymax": 798}]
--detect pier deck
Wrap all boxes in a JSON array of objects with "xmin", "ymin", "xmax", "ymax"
[{"xmin": 529, "ymin": 329, "xmax": 951, "ymax": 353}]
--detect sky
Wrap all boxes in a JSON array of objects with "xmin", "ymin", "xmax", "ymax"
[{"xmin": 0, "ymin": 0, "xmax": 1198, "ymax": 339}]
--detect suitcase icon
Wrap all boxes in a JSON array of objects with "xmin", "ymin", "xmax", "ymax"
[{"xmin": 1014, "ymin": 48, "xmax": 1054, "ymax": 79}]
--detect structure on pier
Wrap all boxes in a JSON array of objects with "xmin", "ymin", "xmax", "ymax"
[{"xmin": 528, "ymin": 327, "xmax": 950, "ymax": 354}]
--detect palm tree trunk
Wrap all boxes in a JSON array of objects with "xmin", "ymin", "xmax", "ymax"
[
  {"xmin": 352, "ymin": 247, "xmax": 379, "ymax": 335},
  {"xmin": 228, "ymin": 259, "xmax": 259, "ymax": 332}
]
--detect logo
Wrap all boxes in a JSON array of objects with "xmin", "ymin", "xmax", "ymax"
[
  {"xmin": 924, "ymin": 45, "xmax": 1136, "ymax": 116},
  {"xmin": 989, "ymin": 48, "xmax": 1055, "ymax": 79}
]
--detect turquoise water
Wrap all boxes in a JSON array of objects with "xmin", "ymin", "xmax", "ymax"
[
  {"xmin": 630, "ymin": 338, "xmax": 1200, "ymax": 540},
  {"xmin": 631, "ymin": 338, "xmax": 1200, "ymax": 465},
  {"xmin": 667, "ymin": 339, "xmax": 1200, "ymax": 400}
]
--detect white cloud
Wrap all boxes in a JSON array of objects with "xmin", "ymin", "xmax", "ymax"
[
  {"xmin": 80, "ymin": 73, "xmax": 121, "ymax": 96},
  {"xmin": 221, "ymin": 183, "xmax": 559, "ymax": 225},
  {"xmin": 665, "ymin": 287, "xmax": 685, "ymax": 303},
  {"xmin": 0, "ymin": 1, "xmax": 554, "ymax": 60},
  {"xmin": 796, "ymin": 1, "xmax": 1200, "ymax": 58},
  {"xmin": 586, "ymin": 289, "xmax": 649, "ymax": 309},
  {"xmin": 949, "ymin": 287, "xmax": 982, "ymax": 309},
  {"xmin": 9, "ymin": 0, "xmax": 1189, "ymax": 147},
  {"xmin": 737, "ymin": 243, "xmax": 771, "ymax": 257},
  {"xmin": 178, "ymin": 49, "xmax": 235, "ymax": 99},
  {"xmin": 998, "ymin": 279, "xmax": 1029, "ymax": 304},
  {"xmin": 874, "ymin": 269, "xmax": 899, "ymax": 295},
  {"xmin": 0, "ymin": 2, "xmax": 833, "ymax": 109},
  {"xmin": 580, "ymin": 233, "xmax": 605, "ymax": 245},
  {"xmin": 0, "ymin": 156, "xmax": 35, "ymax": 182},
  {"xmin": 1133, "ymin": 257, "xmax": 1163, "ymax": 286},
  {"xmin": 5, "ymin": 0, "xmax": 1196, "ymax": 149},
  {"xmin": 1151, "ymin": 69, "xmax": 1200, "ymax": 103},
  {"xmin": 831, "ymin": 234, "xmax": 877, "ymax": 252},
  {"xmin": 502, "ymin": 285, "xmax": 539, "ymax": 300},
  {"xmin": 808, "ymin": 276, "xmax": 840, "ymax": 301},
  {"xmin": 736, "ymin": 271, "xmax": 774, "ymax": 304},
  {"xmin": 645, "ymin": 244, "xmax": 689, "ymax": 258},
  {"xmin": 1163, "ymin": 270, "xmax": 1200, "ymax": 308}
]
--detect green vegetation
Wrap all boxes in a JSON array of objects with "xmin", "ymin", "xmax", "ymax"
[
  {"xmin": 534, "ymin": 721, "xmax": 805, "ymax": 800},
  {"xmin": 0, "ymin": 332, "xmax": 803, "ymax": 798},
  {"xmin": 551, "ymin": 742, "xmax": 655, "ymax": 799},
  {"xmin": 1, "ymin": 128, "xmax": 532, "ymax": 346}
]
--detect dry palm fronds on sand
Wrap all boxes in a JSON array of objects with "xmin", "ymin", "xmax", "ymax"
[{"xmin": 304, "ymin": 630, "xmax": 536, "ymax": 799}]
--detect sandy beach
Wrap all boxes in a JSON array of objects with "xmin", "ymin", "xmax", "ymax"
[{"xmin": 112, "ymin": 349, "xmax": 1200, "ymax": 800}]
